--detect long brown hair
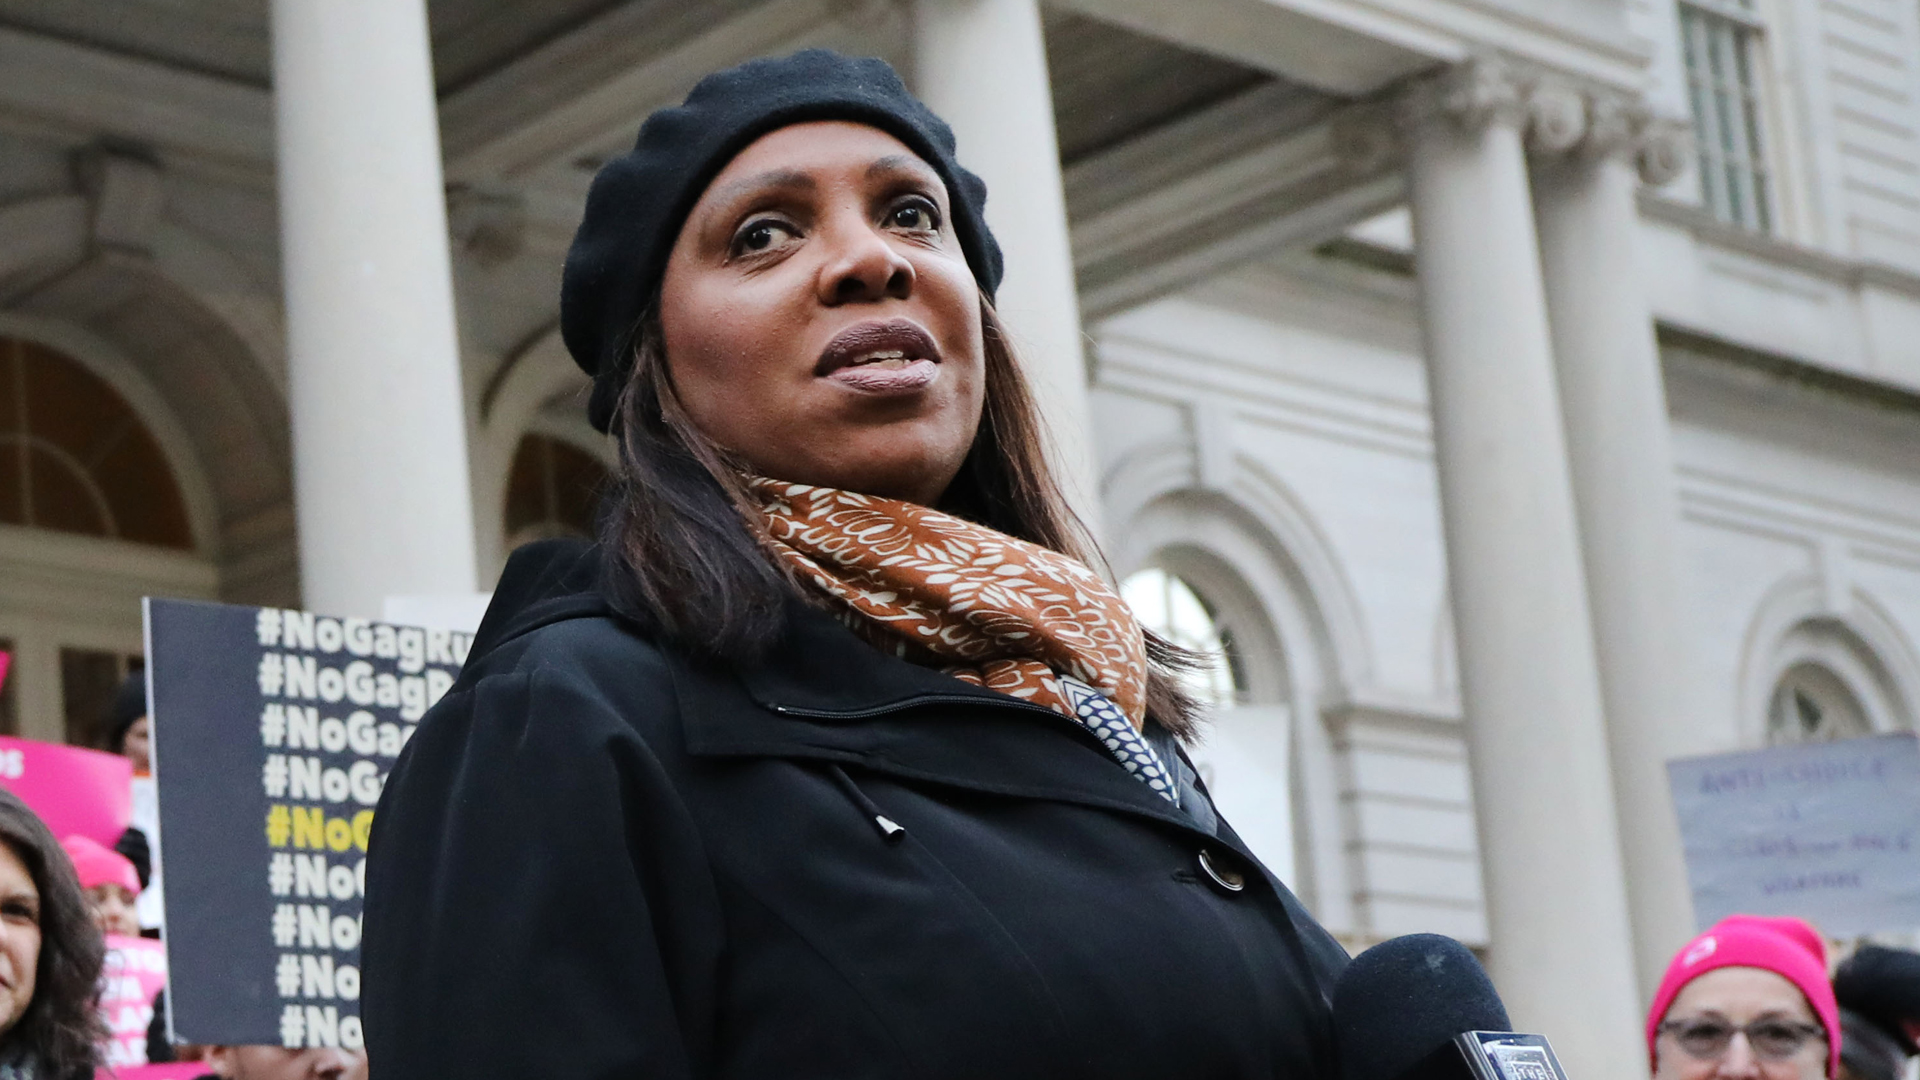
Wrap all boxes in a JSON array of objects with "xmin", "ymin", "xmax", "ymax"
[
  {"xmin": 0, "ymin": 789, "xmax": 105, "ymax": 1076},
  {"xmin": 600, "ymin": 299, "xmax": 1202, "ymax": 737}
]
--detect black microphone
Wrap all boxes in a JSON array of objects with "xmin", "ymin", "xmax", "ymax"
[{"xmin": 1333, "ymin": 934, "xmax": 1571, "ymax": 1080}]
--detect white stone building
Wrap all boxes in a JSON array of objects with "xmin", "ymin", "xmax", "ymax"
[{"xmin": 1, "ymin": 0, "xmax": 1917, "ymax": 1074}]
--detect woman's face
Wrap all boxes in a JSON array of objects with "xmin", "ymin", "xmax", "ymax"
[
  {"xmin": 658, "ymin": 121, "xmax": 987, "ymax": 506},
  {"xmin": 85, "ymin": 882, "xmax": 140, "ymax": 938},
  {"xmin": 123, "ymin": 716, "xmax": 151, "ymax": 774},
  {"xmin": 1655, "ymin": 967, "xmax": 1828, "ymax": 1080},
  {"xmin": 0, "ymin": 843, "xmax": 40, "ymax": 1041}
]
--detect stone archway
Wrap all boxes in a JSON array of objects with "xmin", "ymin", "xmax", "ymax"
[{"xmin": 9, "ymin": 252, "xmax": 296, "ymax": 605}]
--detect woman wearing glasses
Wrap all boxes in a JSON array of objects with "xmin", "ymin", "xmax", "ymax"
[{"xmin": 1648, "ymin": 915, "xmax": 1839, "ymax": 1080}]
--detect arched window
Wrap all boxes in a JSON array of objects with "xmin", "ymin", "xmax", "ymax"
[
  {"xmin": 0, "ymin": 337, "xmax": 191, "ymax": 548},
  {"xmin": 1120, "ymin": 567, "xmax": 1242, "ymax": 708},
  {"xmin": 503, "ymin": 433, "xmax": 609, "ymax": 547},
  {"xmin": 1767, "ymin": 662, "xmax": 1873, "ymax": 744}
]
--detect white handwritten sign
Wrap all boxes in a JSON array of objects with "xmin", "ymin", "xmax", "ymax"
[{"xmin": 1667, "ymin": 733, "xmax": 1920, "ymax": 934}]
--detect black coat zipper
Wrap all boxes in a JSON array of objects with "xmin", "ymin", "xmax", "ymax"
[{"xmin": 765, "ymin": 693, "xmax": 1121, "ymax": 761}]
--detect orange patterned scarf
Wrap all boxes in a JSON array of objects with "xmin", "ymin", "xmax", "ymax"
[{"xmin": 749, "ymin": 477, "xmax": 1149, "ymax": 730}]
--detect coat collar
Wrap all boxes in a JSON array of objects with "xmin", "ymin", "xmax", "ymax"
[
  {"xmin": 468, "ymin": 543, "xmax": 1232, "ymax": 846},
  {"xmin": 676, "ymin": 601, "xmax": 1210, "ymax": 837}
]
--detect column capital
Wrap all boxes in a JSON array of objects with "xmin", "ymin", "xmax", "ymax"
[
  {"xmin": 1400, "ymin": 55, "xmax": 1529, "ymax": 135},
  {"xmin": 1523, "ymin": 76, "xmax": 1693, "ymax": 187},
  {"xmin": 1398, "ymin": 58, "xmax": 1694, "ymax": 187}
]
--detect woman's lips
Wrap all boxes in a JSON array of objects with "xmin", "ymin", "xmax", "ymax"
[
  {"xmin": 816, "ymin": 319, "xmax": 941, "ymax": 396},
  {"xmin": 825, "ymin": 357, "xmax": 939, "ymax": 393}
]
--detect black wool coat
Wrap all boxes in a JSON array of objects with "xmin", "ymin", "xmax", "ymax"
[{"xmin": 363, "ymin": 541, "xmax": 1348, "ymax": 1079}]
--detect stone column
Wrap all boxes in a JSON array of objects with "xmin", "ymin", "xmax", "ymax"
[
  {"xmin": 1530, "ymin": 87, "xmax": 1700, "ymax": 996},
  {"xmin": 1401, "ymin": 59, "xmax": 1643, "ymax": 1079},
  {"xmin": 911, "ymin": 0, "xmax": 1101, "ymax": 531},
  {"xmin": 270, "ymin": 0, "xmax": 478, "ymax": 618}
]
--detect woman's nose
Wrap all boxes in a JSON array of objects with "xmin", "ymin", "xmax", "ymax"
[
  {"xmin": 1714, "ymin": 1032, "xmax": 1764, "ymax": 1078},
  {"xmin": 817, "ymin": 215, "xmax": 913, "ymax": 305}
]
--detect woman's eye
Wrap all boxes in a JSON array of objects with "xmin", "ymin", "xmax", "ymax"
[
  {"xmin": 732, "ymin": 219, "xmax": 796, "ymax": 256},
  {"xmin": 888, "ymin": 199, "xmax": 940, "ymax": 232}
]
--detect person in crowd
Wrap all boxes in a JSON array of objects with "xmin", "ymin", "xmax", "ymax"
[
  {"xmin": 1837, "ymin": 1009, "xmax": 1907, "ymax": 1080},
  {"xmin": 190, "ymin": 1046, "xmax": 366, "ymax": 1080},
  {"xmin": 104, "ymin": 674, "xmax": 150, "ymax": 778},
  {"xmin": 364, "ymin": 48, "xmax": 1348, "ymax": 1079},
  {"xmin": 1833, "ymin": 945, "xmax": 1920, "ymax": 1080},
  {"xmin": 102, "ymin": 673, "xmax": 161, "ymax": 935},
  {"xmin": 0, "ymin": 791, "xmax": 103, "ymax": 1079},
  {"xmin": 1647, "ymin": 915, "xmax": 1840, "ymax": 1080},
  {"xmin": 55, "ymin": 838, "xmax": 136, "ymax": 939},
  {"xmin": 58, "ymin": 836, "xmax": 163, "ymax": 1070}
]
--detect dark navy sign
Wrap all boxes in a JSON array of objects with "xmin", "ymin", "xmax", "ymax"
[{"xmin": 144, "ymin": 598, "xmax": 468, "ymax": 1048}]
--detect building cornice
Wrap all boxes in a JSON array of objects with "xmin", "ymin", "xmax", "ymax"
[
  {"xmin": 1056, "ymin": 0, "xmax": 1650, "ymax": 98},
  {"xmin": 1638, "ymin": 193, "xmax": 1920, "ymax": 302}
]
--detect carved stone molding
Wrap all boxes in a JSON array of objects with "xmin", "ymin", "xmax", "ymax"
[
  {"xmin": 828, "ymin": 0, "xmax": 904, "ymax": 32},
  {"xmin": 72, "ymin": 142, "xmax": 165, "ymax": 256},
  {"xmin": 1634, "ymin": 117, "xmax": 1692, "ymax": 187},
  {"xmin": 445, "ymin": 185, "xmax": 527, "ymax": 268},
  {"xmin": 1526, "ymin": 81, "xmax": 1589, "ymax": 155},
  {"xmin": 1512, "ymin": 68, "xmax": 1694, "ymax": 188},
  {"xmin": 1401, "ymin": 55, "xmax": 1529, "ymax": 134},
  {"xmin": 1328, "ymin": 100, "xmax": 1402, "ymax": 179},
  {"xmin": 1399, "ymin": 56, "xmax": 1694, "ymax": 188}
]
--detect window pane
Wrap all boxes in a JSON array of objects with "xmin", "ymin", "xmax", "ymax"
[
  {"xmin": 0, "ymin": 338, "xmax": 192, "ymax": 549},
  {"xmin": 1678, "ymin": 3, "xmax": 1771, "ymax": 232},
  {"xmin": 504, "ymin": 434, "xmax": 611, "ymax": 545},
  {"xmin": 61, "ymin": 647, "xmax": 137, "ymax": 749},
  {"xmin": 1120, "ymin": 568, "xmax": 1241, "ymax": 708},
  {"xmin": 1766, "ymin": 663, "xmax": 1871, "ymax": 743}
]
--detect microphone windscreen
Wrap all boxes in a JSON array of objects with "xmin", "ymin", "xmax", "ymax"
[{"xmin": 1334, "ymin": 934, "xmax": 1512, "ymax": 1080}]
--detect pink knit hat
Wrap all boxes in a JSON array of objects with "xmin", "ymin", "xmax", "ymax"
[
  {"xmin": 1647, "ymin": 915, "xmax": 1839, "ymax": 1078},
  {"xmin": 60, "ymin": 834, "xmax": 139, "ymax": 896}
]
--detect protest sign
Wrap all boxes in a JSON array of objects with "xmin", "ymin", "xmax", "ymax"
[
  {"xmin": 145, "ymin": 598, "xmax": 468, "ymax": 1049},
  {"xmin": 100, "ymin": 934, "xmax": 167, "ymax": 1069},
  {"xmin": 101, "ymin": 1065, "xmax": 206, "ymax": 1080},
  {"xmin": 0, "ymin": 736, "xmax": 132, "ymax": 846},
  {"xmin": 1667, "ymin": 733, "xmax": 1920, "ymax": 934}
]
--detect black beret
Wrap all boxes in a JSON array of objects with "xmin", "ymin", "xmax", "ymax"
[
  {"xmin": 561, "ymin": 49, "xmax": 1004, "ymax": 432},
  {"xmin": 1836, "ymin": 945, "xmax": 1920, "ymax": 1055}
]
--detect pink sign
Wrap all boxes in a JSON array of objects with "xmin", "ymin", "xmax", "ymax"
[
  {"xmin": 0, "ymin": 736, "xmax": 132, "ymax": 846},
  {"xmin": 0, "ymin": 651, "xmax": 10, "ymax": 693},
  {"xmin": 97, "ymin": 1065, "xmax": 204, "ymax": 1080},
  {"xmin": 100, "ymin": 934, "xmax": 168, "ymax": 1068}
]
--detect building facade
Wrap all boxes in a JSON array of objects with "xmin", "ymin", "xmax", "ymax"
[{"xmin": 1, "ymin": 0, "xmax": 1917, "ymax": 1074}]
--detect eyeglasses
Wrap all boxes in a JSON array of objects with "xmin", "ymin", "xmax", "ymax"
[{"xmin": 1659, "ymin": 1019, "xmax": 1828, "ymax": 1062}]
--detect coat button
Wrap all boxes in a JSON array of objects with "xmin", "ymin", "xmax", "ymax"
[{"xmin": 1198, "ymin": 848, "xmax": 1245, "ymax": 893}]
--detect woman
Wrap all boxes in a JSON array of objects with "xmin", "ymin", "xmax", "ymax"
[
  {"xmin": 1648, "ymin": 915, "xmax": 1839, "ymax": 1080},
  {"xmin": 365, "ymin": 50, "xmax": 1347, "ymax": 1079},
  {"xmin": 56, "ymin": 837, "xmax": 138, "ymax": 940},
  {"xmin": 0, "ymin": 793, "xmax": 103, "ymax": 1079},
  {"xmin": 59, "ymin": 836, "xmax": 164, "ymax": 1070}
]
